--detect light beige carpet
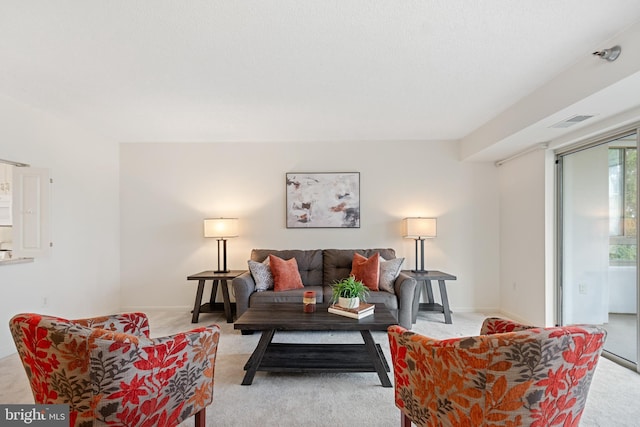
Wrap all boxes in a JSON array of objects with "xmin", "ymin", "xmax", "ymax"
[{"xmin": 2, "ymin": 309, "xmax": 639, "ymax": 426}]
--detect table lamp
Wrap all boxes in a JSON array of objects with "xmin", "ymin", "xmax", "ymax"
[
  {"xmin": 204, "ymin": 218, "xmax": 239, "ymax": 273},
  {"xmin": 402, "ymin": 217, "xmax": 437, "ymax": 273}
]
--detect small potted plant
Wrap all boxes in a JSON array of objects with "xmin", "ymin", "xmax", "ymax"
[{"xmin": 331, "ymin": 275, "xmax": 369, "ymax": 309}]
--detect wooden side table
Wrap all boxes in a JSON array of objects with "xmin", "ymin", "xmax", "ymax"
[
  {"xmin": 402, "ymin": 270, "xmax": 457, "ymax": 324},
  {"xmin": 187, "ymin": 270, "xmax": 246, "ymax": 323}
]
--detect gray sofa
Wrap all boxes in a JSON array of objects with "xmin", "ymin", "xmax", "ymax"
[{"xmin": 232, "ymin": 248, "xmax": 417, "ymax": 329}]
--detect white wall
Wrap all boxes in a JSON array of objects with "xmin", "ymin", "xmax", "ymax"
[
  {"xmin": 0, "ymin": 94, "xmax": 121, "ymax": 358},
  {"xmin": 498, "ymin": 149, "xmax": 548, "ymax": 326},
  {"xmin": 120, "ymin": 141, "xmax": 500, "ymax": 314}
]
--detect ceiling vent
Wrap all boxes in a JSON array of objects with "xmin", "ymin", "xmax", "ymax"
[{"xmin": 549, "ymin": 115, "xmax": 595, "ymax": 128}]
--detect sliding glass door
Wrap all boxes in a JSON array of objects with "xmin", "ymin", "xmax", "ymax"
[{"xmin": 558, "ymin": 130, "xmax": 639, "ymax": 370}]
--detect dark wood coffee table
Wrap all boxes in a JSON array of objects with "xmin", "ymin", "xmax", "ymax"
[{"xmin": 233, "ymin": 303, "xmax": 397, "ymax": 387}]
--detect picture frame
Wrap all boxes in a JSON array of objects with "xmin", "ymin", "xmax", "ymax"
[{"xmin": 286, "ymin": 172, "xmax": 360, "ymax": 228}]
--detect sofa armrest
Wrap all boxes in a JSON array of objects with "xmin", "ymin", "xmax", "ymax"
[
  {"xmin": 393, "ymin": 272, "xmax": 417, "ymax": 329},
  {"xmin": 232, "ymin": 271, "xmax": 256, "ymax": 318}
]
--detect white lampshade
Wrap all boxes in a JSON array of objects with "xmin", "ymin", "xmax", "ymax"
[
  {"xmin": 204, "ymin": 218, "xmax": 239, "ymax": 238},
  {"xmin": 402, "ymin": 217, "xmax": 437, "ymax": 239}
]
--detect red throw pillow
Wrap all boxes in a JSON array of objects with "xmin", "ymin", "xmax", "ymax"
[
  {"xmin": 350, "ymin": 252, "xmax": 380, "ymax": 291},
  {"xmin": 269, "ymin": 254, "xmax": 304, "ymax": 291}
]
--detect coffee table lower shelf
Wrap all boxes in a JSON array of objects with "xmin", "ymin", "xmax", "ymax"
[
  {"xmin": 244, "ymin": 342, "xmax": 390, "ymax": 373},
  {"xmin": 234, "ymin": 303, "xmax": 397, "ymax": 388},
  {"xmin": 240, "ymin": 328, "xmax": 393, "ymax": 387}
]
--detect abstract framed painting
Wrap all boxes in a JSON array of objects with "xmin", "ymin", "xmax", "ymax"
[{"xmin": 286, "ymin": 172, "xmax": 360, "ymax": 228}]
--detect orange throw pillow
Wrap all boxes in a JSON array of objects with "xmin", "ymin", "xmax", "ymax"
[
  {"xmin": 269, "ymin": 254, "xmax": 304, "ymax": 292},
  {"xmin": 350, "ymin": 252, "xmax": 380, "ymax": 291}
]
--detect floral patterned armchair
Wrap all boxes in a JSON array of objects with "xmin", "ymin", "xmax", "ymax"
[
  {"xmin": 388, "ymin": 317, "xmax": 607, "ymax": 427},
  {"xmin": 9, "ymin": 312, "xmax": 221, "ymax": 427}
]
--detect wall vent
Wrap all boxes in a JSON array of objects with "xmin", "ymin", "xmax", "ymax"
[{"xmin": 549, "ymin": 115, "xmax": 595, "ymax": 128}]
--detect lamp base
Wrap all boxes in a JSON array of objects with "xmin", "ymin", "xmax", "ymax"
[
  {"xmin": 215, "ymin": 239, "xmax": 230, "ymax": 275},
  {"xmin": 411, "ymin": 269, "xmax": 429, "ymax": 274}
]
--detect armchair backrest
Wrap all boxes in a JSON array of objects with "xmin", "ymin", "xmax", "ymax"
[
  {"xmin": 388, "ymin": 318, "xmax": 607, "ymax": 427},
  {"xmin": 10, "ymin": 312, "xmax": 220, "ymax": 427}
]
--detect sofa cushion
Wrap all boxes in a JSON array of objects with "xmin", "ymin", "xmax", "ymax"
[
  {"xmin": 250, "ymin": 286, "xmax": 325, "ymax": 304},
  {"xmin": 269, "ymin": 255, "xmax": 304, "ymax": 291},
  {"xmin": 379, "ymin": 256, "xmax": 404, "ymax": 294},
  {"xmin": 351, "ymin": 252, "xmax": 380, "ymax": 291},
  {"xmin": 251, "ymin": 249, "xmax": 323, "ymax": 286},
  {"xmin": 248, "ymin": 258, "xmax": 273, "ymax": 291},
  {"xmin": 323, "ymin": 248, "xmax": 396, "ymax": 286}
]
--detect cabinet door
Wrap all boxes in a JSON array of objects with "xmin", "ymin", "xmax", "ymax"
[
  {"xmin": 12, "ymin": 167, "xmax": 51, "ymax": 258},
  {"xmin": 0, "ymin": 195, "xmax": 10, "ymax": 226}
]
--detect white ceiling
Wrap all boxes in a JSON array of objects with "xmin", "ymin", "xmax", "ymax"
[{"xmin": 2, "ymin": 1, "xmax": 640, "ymax": 160}]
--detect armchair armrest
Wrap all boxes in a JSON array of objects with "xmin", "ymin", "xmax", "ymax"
[
  {"xmin": 480, "ymin": 317, "xmax": 535, "ymax": 335},
  {"xmin": 73, "ymin": 312, "xmax": 151, "ymax": 337},
  {"xmin": 232, "ymin": 271, "xmax": 256, "ymax": 318},
  {"xmin": 393, "ymin": 272, "xmax": 416, "ymax": 329}
]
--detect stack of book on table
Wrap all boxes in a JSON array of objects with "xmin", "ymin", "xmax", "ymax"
[{"xmin": 328, "ymin": 302, "xmax": 375, "ymax": 319}]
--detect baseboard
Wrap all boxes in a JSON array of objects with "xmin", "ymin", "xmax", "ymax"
[
  {"xmin": 445, "ymin": 306, "xmax": 532, "ymax": 323},
  {"xmin": 493, "ymin": 308, "xmax": 532, "ymax": 325}
]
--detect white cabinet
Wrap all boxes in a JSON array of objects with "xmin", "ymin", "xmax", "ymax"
[
  {"xmin": 0, "ymin": 195, "xmax": 10, "ymax": 226},
  {"xmin": 12, "ymin": 167, "xmax": 51, "ymax": 258},
  {"xmin": 0, "ymin": 163, "xmax": 11, "ymax": 226}
]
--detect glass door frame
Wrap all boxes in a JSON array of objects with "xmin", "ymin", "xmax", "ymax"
[{"xmin": 555, "ymin": 124, "xmax": 640, "ymax": 373}]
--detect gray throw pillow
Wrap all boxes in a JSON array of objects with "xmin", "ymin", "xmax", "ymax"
[
  {"xmin": 248, "ymin": 258, "xmax": 273, "ymax": 291},
  {"xmin": 379, "ymin": 257, "xmax": 404, "ymax": 294}
]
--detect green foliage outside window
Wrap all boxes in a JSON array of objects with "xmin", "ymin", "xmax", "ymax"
[{"xmin": 610, "ymin": 244, "xmax": 637, "ymax": 263}]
